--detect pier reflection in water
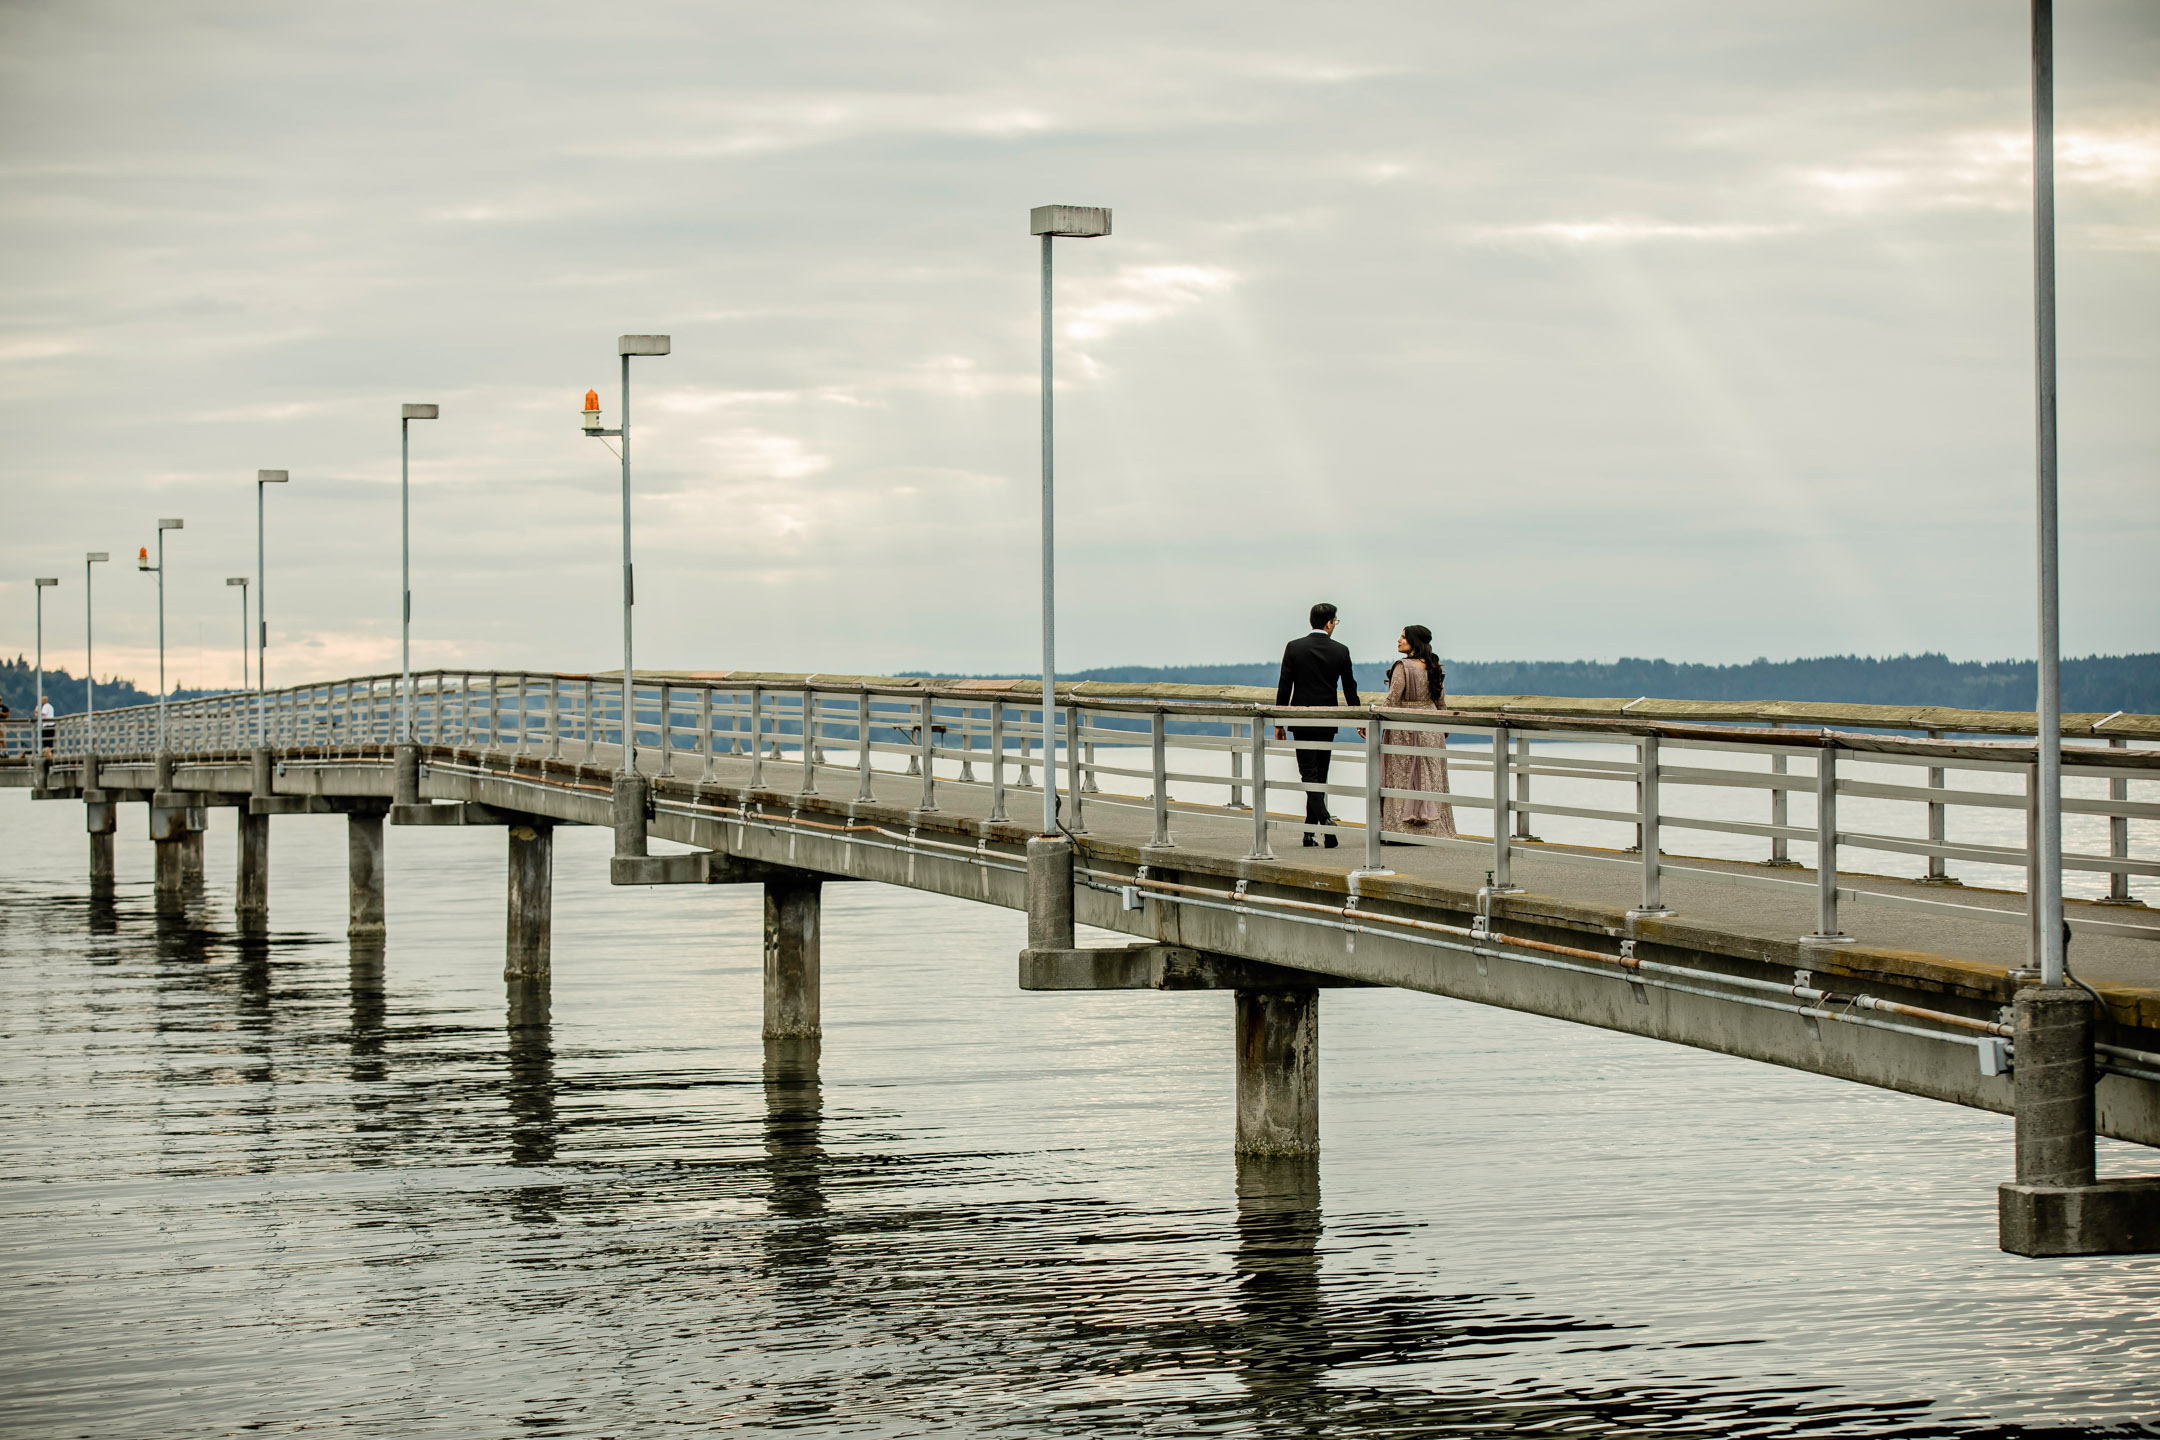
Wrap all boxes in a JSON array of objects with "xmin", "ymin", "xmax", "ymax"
[{"xmin": 3, "ymin": 793, "xmax": 2159, "ymax": 1436}]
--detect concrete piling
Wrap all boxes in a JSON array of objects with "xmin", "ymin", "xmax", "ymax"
[
  {"xmin": 87, "ymin": 798, "xmax": 116, "ymax": 892},
  {"xmin": 179, "ymin": 829, "xmax": 205, "ymax": 888},
  {"xmin": 236, "ymin": 811, "xmax": 270, "ymax": 924},
  {"xmin": 1235, "ymin": 988, "xmax": 1319, "ymax": 1156},
  {"xmin": 394, "ymin": 743, "xmax": 420, "ymax": 807},
  {"xmin": 612, "ymin": 773, "xmax": 648, "ymax": 857},
  {"xmin": 763, "ymin": 874, "xmax": 822, "ymax": 1039},
  {"xmin": 1999, "ymin": 984, "xmax": 2160, "ymax": 1255},
  {"xmin": 1026, "ymin": 836, "xmax": 1075, "ymax": 952},
  {"xmin": 153, "ymin": 834, "xmax": 186, "ymax": 902},
  {"xmin": 348, "ymin": 810, "xmax": 387, "ymax": 939},
  {"xmin": 505, "ymin": 822, "xmax": 554, "ymax": 980}
]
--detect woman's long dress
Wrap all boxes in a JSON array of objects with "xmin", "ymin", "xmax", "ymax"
[{"xmin": 1381, "ymin": 660, "xmax": 1456, "ymax": 838}]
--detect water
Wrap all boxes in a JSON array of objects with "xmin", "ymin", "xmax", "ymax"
[{"xmin": 3, "ymin": 790, "xmax": 2157, "ymax": 1437}]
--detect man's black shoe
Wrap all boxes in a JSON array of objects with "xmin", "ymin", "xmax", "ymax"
[
  {"xmin": 1302, "ymin": 834, "xmax": 1319, "ymax": 848},
  {"xmin": 1322, "ymin": 833, "xmax": 1339, "ymax": 849}
]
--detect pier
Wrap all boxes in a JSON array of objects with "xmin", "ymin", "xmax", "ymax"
[{"xmin": 7, "ymin": 666, "xmax": 2158, "ymax": 1256}]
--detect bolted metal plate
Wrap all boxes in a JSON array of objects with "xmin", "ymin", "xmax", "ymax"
[{"xmin": 1029, "ymin": 204, "xmax": 1111, "ymax": 238}]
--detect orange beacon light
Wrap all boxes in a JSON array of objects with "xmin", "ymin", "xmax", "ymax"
[{"xmin": 582, "ymin": 389, "xmax": 602, "ymax": 431}]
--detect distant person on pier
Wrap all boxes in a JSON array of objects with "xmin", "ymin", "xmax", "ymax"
[
  {"xmin": 1381, "ymin": 624, "xmax": 1456, "ymax": 842},
  {"xmin": 39, "ymin": 697, "xmax": 56, "ymax": 757},
  {"xmin": 1275, "ymin": 602, "xmax": 1362, "ymax": 848}
]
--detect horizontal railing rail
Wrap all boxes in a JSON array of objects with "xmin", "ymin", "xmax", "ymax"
[{"xmin": 11, "ymin": 668, "xmax": 2157, "ymax": 950}]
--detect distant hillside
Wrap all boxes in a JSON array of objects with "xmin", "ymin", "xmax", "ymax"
[
  {"xmin": 1, "ymin": 658, "xmax": 228, "ymax": 717},
  {"xmin": 912, "ymin": 653, "xmax": 2160, "ymax": 714}
]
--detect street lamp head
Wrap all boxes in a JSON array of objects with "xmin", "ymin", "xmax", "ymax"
[
  {"xmin": 257, "ymin": 470, "xmax": 288, "ymax": 485},
  {"xmin": 35, "ymin": 577, "xmax": 58, "ymax": 588},
  {"xmin": 1030, "ymin": 204, "xmax": 1112, "ymax": 238},
  {"xmin": 617, "ymin": 334, "xmax": 671, "ymax": 356},
  {"xmin": 401, "ymin": 404, "xmax": 439, "ymax": 421},
  {"xmin": 87, "ymin": 552, "xmax": 109, "ymax": 564},
  {"xmin": 158, "ymin": 517, "xmax": 184, "ymax": 530},
  {"xmin": 226, "ymin": 576, "xmax": 248, "ymax": 588}
]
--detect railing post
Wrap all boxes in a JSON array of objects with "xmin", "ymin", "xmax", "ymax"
[
  {"xmin": 699, "ymin": 686, "xmax": 715, "ymax": 781},
  {"xmin": 1064, "ymin": 708, "xmax": 1086, "ymax": 833},
  {"xmin": 2101, "ymin": 735, "xmax": 2136, "ymax": 905},
  {"xmin": 916, "ymin": 695, "xmax": 937, "ymax": 812},
  {"xmin": 856, "ymin": 691, "xmax": 876, "ymax": 802},
  {"xmin": 989, "ymin": 700, "xmax": 1008, "ymax": 822},
  {"xmin": 1629, "ymin": 733, "xmax": 1674, "ymax": 918},
  {"xmin": 1491, "ymin": 725, "xmax": 1522, "ymax": 893},
  {"xmin": 1018, "ymin": 726, "xmax": 1034, "ymax": 789},
  {"xmin": 1229, "ymin": 721, "xmax": 1247, "ymax": 810},
  {"xmin": 658, "ymin": 682, "xmax": 675, "ymax": 777},
  {"xmin": 1248, "ymin": 707, "xmax": 1273, "ymax": 860},
  {"xmin": 582, "ymin": 679, "xmax": 596, "ymax": 765},
  {"xmin": 1765, "ymin": 720, "xmax": 1798, "ymax": 867},
  {"xmin": 749, "ymin": 687, "xmax": 765, "ymax": 789},
  {"xmin": 486, "ymin": 673, "xmax": 500, "ymax": 753},
  {"xmin": 1149, "ymin": 707, "xmax": 1173, "ymax": 848},
  {"xmin": 800, "ymin": 690, "xmax": 818, "ymax": 796},
  {"xmin": 2025, "ymin": 762, "xmax": 2041, "ymax": 964},
  {"xmin": 1513, "ymin": 732, "xmax": 1535, "ymax": 840},
  {"xmin": 1083, "ymin": 734, "xmax": 1100, "ymax": 793},
  {"xmin": 546, "ymin": 676, "xmax": 561, "ymax": 760},
  {"xmin": 1920, "ymin": 726, "xmax": 1955, "ymax": 884},
  {"xmin": 1803, "ymin": 741, "xmax": 1854, "ymax": 945},
  {"xmin": 1359, "ymin": 712, "xmax": 1385, "ymax": 872},
  {"xmin": 959, "ymin": 704, "xmax": 977, "ymax": 784}
]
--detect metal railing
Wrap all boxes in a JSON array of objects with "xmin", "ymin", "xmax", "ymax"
[{"xmin": 9, "ymin": 668, "xmax": 2156, "ymax": 948}]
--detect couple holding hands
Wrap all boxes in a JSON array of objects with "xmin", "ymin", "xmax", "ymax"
[{"xmin": 1274, "ymin": 601, "xmax": 1456, "ymax": 848}]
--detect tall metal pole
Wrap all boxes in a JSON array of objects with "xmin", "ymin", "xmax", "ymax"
[
  {"xmin": 86, "ymin": 555, "xmax": 100, "ymax": 753},
  {"xmin": 2031, "ymin": 0, "xmax": 2064, "ymax": 987},
  {"xmin": 256, "ymin": 480, "xmax": 266, "ymax": 745},
  {"xmin": 157, "ymin": 527, "xmax": 168, "ymax": 751},
  {"xmin": 620, "ymin": 350, "xmax": 634, "ymax": 774},
  {"xmin": 401, "ymin": 414, "xmax": 411, "ymax": 740},
  {"xmin": 34, "ymin": 582, "xmax": 47, "ymax": 744},
  {"xmin": 238, "ymin": 583, "xmax": 249, "ymax": 688},
  {"xmin": 1040, "ymin": 232, "xmax": 1057, "ymax": 836}
]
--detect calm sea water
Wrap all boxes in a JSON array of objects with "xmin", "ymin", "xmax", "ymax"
[{"xmin": 2, "ymin": 789, "xmax": 2157, "ymax": 1437}]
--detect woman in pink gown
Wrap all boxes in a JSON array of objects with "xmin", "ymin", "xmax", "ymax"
[{"xmin": 1381, "ymin": 624, "xmax": 1456, "ymax": 840}]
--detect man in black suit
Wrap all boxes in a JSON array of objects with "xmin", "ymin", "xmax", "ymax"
[{"xmin": 1275, "ymin": 602, "xmax": 1362, "ymax": 848}]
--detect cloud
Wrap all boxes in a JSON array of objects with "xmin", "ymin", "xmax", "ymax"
[
  {"xmin": 1480, "ymin": 220, "xmax": 1790, "ymax": 246},
  {"xmin": 1063, "ymin": 265, "xmax": 1238, "ymax": 342}
]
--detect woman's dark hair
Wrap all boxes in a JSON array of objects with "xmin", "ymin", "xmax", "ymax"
[{"xmin": 1398, "ymin": 624, "xmax": 1443, "ymax": 693}]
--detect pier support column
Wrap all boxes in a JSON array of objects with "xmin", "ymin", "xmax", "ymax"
[
  {"xmin": 505, "ymin": 822, "xmax": 553, "ymax": 981},
  {"xmin": 1999, "ymin": 985, "xmax": 2160, "ymax": 1254},
  {"xmin": 613, "ymin": 773, "xmax": 648, "ymax": 857},
  {"xmin": 179, "ymin": 829, "xmax": 205, "ymax": 888},
  {"xmin": 348, "ymin": 809, "xmax": 387, "ymax": 939},
  {"xmin": 87, "ymin": 798, "xmax": 116, "ymax": 893},
  {"xmin": 150, "ymin": 753, "xmax": 189, "ymax": 909},
  {"xmin": 236, "ymin": 811, "xmax": 270, "ymax": 924},
  {"xmin": 394, "ymin": 742, "xmax": 420, "ymax": 807},
  {"xmin": 238, "ymin": 747, "xmax": 273, "ymax": 925},
  {"xmin": 764, "ymin": 874, "xmax": 823, "ymax": 1039},
  {"xmin": 1235, "ymin": 988, "xmax": 1319, "ymax": 1157},
  {"xmin": 1027, "ymin": 835, "xmax": 1075, "ymax": 952}
]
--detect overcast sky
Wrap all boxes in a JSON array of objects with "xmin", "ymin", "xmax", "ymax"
[{"xmin": 2, "ymin": 1, "xmax": 2154, "ymax": 692}]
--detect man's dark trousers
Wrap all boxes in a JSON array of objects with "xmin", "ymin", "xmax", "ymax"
[{"xmin": 1290, "ymin": 726, "xmax": 1336, "ymax": 829}]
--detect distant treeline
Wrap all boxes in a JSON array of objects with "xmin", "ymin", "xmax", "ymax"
[
  {"xmin": 913, "ymin": 653, "xmax": 2160, "ymax": 714},
  {"xmin": 1, "ymin": 659, "xmax": 227, "ymax": 718}
]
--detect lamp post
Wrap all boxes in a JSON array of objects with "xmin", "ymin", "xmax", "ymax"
[
  {"xmin": 583, "ymin": 334, "xmax": 670, "ymax": 773},
  {"xmin": 2029, "ymin": 0, "xmax": 2065, "ymax": 987},
  {"xmin": 226, "ymin": 578, "xmax": 250, "ymax": 689},
  {"xmin": 34, "ymin": 576, "xmax": 58, "ymax": 757},
  {"xmin": 399, "ymin": 405, "xmax": 438, "ymax": 742},
  {"xmin": 255, "ymin": 470, "xmax": 287, "ymax": 747},
  {"xmin": 138, "ymin": 518, "xmax": 182, "ymax": 750},
  {"xmin": 84, "ymin": 551, "xmax": 107, "ymax": 754},
  {"xmin": 1028, "ymin": 205, "xmax": 1112, "ymax": 836}
]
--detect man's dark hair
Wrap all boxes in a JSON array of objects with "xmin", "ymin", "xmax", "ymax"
[{"xmin": 1309, "ymin": 602, "xmax": 1338, "ymax": 630}]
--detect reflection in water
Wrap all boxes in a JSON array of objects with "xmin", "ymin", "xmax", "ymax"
[
  {"xmin": 505, "ymin": 979, "xmax": 557, "ymax": 1171},
  {"xmin": 1233, "ymin": 1154, "xmax": 1325, "ymax": 1410},
  {"xmin": 761, "ymin": 1037, "xmax": 832, "ymax": 1292},
  {"xmin": 347, "ymin": 940, "xmax": 387, "ymax": 1089}
]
